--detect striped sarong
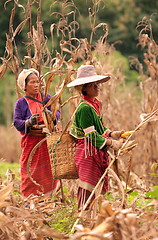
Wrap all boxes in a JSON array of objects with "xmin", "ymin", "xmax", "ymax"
[
  {"xmin": 20, "ymin": 134, "xmax": 59, "ymax": 197},
  {"xmin": 75, "ymin": 139, "xmax": 109, "ymax": 193}
]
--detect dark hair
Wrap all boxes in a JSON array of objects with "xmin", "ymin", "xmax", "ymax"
[
  {"xmin": 24, "ymin": 72, "xmax": 38, "ymax": 91},
  {"xmin": 82, "ymin": 89, "xmax": 87, "ymax": 96},
  {"xmin": 81, "ymin": 83, "xmax": 89, "ymax": 96}
]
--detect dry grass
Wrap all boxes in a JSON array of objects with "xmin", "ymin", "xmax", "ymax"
[
  {"xmin": 0, "ymin": 178, "xmax": 157, "ymax": 240},
  {"xmin": 0, "ymin": 126, "xmax": 21, "ymax": 163}
]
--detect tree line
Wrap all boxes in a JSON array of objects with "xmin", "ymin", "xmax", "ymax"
[{"xmin": 0, "ymin": 0, "xmax": 158, "ymax": 61}]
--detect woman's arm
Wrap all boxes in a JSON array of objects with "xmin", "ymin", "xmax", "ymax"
[{"xmin": 13, "ymin": 99, "xmax": 30, "ymax": 133}]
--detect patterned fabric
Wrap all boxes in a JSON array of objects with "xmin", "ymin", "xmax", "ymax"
[
  {"xmin": 75, "ymin": 140, "xmax": 109, "ymax": 193},
  {"xmin": 20, "ymin": 134, "xmax": 56, "ymax": 196},
  {"xmin": 70, "ymin": 97, "xmax": 109, "ymax": 149},
  {"xmin": 13, "ymin": 92, "xmax": 60, "ymax": 197},
  {"xmin": 70, "ymin": 95, "xmax": 109, "ymax": 208},
  {"xmin": 83, "ymin": 95, "xmax": 101, "ymax": 115}
]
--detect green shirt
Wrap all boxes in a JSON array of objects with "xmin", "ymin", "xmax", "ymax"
[{"xmin": 70, "ymin": 101, "xmax": 109, "ymax": 149}]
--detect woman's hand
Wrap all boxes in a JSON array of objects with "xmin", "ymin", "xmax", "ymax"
[
  {"xmin": 106, "ymin": 138, "xmax": 123, "ymax": 151},
  {"xmin": 110, "ymin": 130, "xmax": 124, "ymax": 140},
  {"xmin": 27, "ymin": 114, "xmax": 40, "ymax": 127},
  {"xmin": 110, "ymin": 139, "xmax": 123, "ymax": 151}
]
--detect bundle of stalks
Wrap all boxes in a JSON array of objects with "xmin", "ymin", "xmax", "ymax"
[
  {"xmin": 128, "ymin": 17, "xmax": 158, "ymax": 184},
  {"xmin": 0, "ymin": 180, "xmax": 68, "ymax": 239},
  {"xmin": 91, "ymin": 25, "xmax": 158, "ymax": 186},
  {"xmin": 0, "ymin": 177, "xmax": 157, "ymax": 240},
  {"xmin": 70, "ymin": 197, "xmax": 158, "ymax": 240}
]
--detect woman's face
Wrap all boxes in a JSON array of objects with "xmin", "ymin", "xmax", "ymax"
[
  {"xmin": 25, "ymin": 73, "xmax": 40, "ymax": 97},
  {"xmin": 82, "ymin": 82, "xmax": 100, "ymax": 98}
]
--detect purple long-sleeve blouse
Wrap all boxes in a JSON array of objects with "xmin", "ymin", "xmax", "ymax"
[{"xmin": 13, "ymin": 94, "xmax": 60, "ymax": 134}]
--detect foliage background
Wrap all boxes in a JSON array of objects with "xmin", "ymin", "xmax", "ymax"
[
  {"xmin": 1, "ymin": 0, "xmax": 158, "ymax": 59},
  {"xmin": 1, "ymin": 0, "xmax": 158, "ymax": 126}
]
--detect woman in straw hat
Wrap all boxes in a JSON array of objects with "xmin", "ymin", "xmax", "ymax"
[
  {"xmin": 67, "ymin": 65, "xmax": 124, "ymax": 210},
  {"xmin": 13, "ymin": 68, "xmax": 60, "ymax": 197}
]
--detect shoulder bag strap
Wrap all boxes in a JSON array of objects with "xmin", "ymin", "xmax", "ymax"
[{"xmin": 25, "ymin": 95, "xmax": 44, "ymax": 105}]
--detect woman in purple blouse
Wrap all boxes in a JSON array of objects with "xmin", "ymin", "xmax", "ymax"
[{"xmin": 14, "ymin": 68, "xmax": 60, "ymax": 197}]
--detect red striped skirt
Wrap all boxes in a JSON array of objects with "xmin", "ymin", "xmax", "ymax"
[
  {"xmin": 75, "ymin": 140, "xmax": 109, "ymax": 193},
  {"xmin": 20, "ymin": 134, "xmax": 59, "ymax": 197}
]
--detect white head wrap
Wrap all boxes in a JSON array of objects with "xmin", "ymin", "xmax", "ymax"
[{"xmin": 17, "ymin": 68, "xmax": 39, "ymax": 91}]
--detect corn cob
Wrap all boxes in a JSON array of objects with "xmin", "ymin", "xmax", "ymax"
[{"xmin": 121, "ymin": 131, "xmax": 134, "ymax": 138}]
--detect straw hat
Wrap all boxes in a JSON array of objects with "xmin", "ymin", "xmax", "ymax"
[
  {"xmin": 67, "ymin": 65, "xmax": 110, "ymax": 87},
  {"xmin": 17, "ymin": 68, "xmax": 39, "ymax": 91}
]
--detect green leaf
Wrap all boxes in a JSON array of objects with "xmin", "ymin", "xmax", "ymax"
[
  {"xmin": 145, "ymin": 186, "xmax": 158, "ymax": 199},
  {"xmin": 129, "ymin": 190, "xmax": 139, "ymax": 197}
]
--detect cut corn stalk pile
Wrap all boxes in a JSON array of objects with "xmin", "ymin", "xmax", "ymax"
[
  {"xmin": 0, "ymin": 183, "xmax": 67, "ymax": 240},
  {"xmin": 0, "ymin": 180, "xmax": 157, "ymax": 240},
  {"xmin": 70, "ymin": 201, "xmax": 158, "ymax": 240}
]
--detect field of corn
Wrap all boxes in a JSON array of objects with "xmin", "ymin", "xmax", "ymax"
[{"xmin": 0, "ymin": 0, "xmax": 158, "ymax": 239}]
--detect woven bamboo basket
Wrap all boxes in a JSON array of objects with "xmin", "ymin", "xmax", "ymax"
[{"xmin": 47, "ymin": 132, "xmax": 78, "ymax": 179}]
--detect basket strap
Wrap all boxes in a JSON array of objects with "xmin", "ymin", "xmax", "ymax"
[{"xmin": 27, "ymin": 137, "xmax": 47, "ymax": 192}]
